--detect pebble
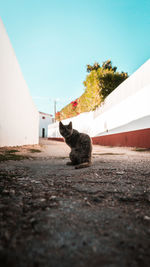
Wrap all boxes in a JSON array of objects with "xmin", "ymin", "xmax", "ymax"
[
  {"xmin": 39, "ymin": 198, "xmax": 46, "ymax": 202},
  {"xmin": 9, "ymin": 189, "xmax": 15, "ymax": 195},
  {"xmin": 144, "ymin": 215, "xmax": 150, "ymax": 221},
  {"xmin": 116, "ymin": 171, "xmax": 125, "ymax": 175},
  {"xmin": 50, "ymin": 195, "xmax": 57, "ymax": 200}
]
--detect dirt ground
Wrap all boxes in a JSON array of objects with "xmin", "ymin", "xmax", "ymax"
[{"xmin": 0, "ymin": 139, "xmax": 150, "ymax": 267}]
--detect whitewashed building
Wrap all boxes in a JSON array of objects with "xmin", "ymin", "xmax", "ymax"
[
  {"xmin": 0, "ymin": 18, "xmax": 39, "ymax": 147},
  {"xmin": 48, "ymin": 59, "xmax": 150, "ymax": 148},
  {"xmin": 39, "ymin": 112, "xmax": 53, "ymax": 138}
]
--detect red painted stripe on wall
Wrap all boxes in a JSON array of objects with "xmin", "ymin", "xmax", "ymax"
[
  {"xmin": 48, "ymin": 128, "xmax": 150, "ymax": 148},
  {"xmin": 92, "ymin": 128, "xmax": 150, "ymax": 148},
  {"xmin": 48, "ymin": 137, "xmax": 64, "ymax": 142}
]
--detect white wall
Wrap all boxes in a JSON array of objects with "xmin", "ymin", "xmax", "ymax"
[
  {"xmin": 0, "ymin": 18, "xmax": 39, "ymax": 147},
  {"xmin": 91, "ymin": 84, "xmax": 150, "ymax": 137},
  {"xmin": 48, "ymin": 112, "xmax": 94, "ymax": 138},
  {"xmin": 94, "ymin": 59, "xmax": 150, "ymax": 119},
  {"xmin": 39, "ymin": 112, "xmax": 53, "ymax": 137},
  {"xmin": 48, "ymin": 59, "xmax": 150, "ymax": 138}
]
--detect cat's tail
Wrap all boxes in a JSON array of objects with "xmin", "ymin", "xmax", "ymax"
[{"xmin": 75, "ymin": 162, "xmax": 91, "ymax": 169}]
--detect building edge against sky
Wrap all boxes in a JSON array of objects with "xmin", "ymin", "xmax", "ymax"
[
  {"xmin": 0, "ymin": 18, "xmax": 39, "ymax": 147},
  {"xmin": 39, "ymin": 112, "xmax": 53, "ymax": 138}
]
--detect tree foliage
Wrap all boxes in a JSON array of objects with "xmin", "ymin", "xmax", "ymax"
[
  {"xmin": 84, "ymin": 59, "xmax": 128, "ymax": 104},
  {"xmin": 86, "ymin": 62, "xmax": 100, "ymax": 72},
  {"xmin": 55, "ymin": 60, "xmax": 128, "ymax": 121}
]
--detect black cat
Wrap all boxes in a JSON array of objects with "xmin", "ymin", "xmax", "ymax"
[{"xmin": 59, "ymin": 121, "xmax": 92, "ymax": 169}]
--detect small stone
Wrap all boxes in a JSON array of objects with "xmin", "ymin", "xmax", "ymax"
[
  {"xmin": 4, "ymin": 231, "xmax": 10, "ymax": 240},
  {"xmin": 116, "ymin": 171, "xmax": 125, "ymax": 175},
  {"xmin": 85, "ymin": 201, "xmax": 92, "ymax": 207},
  {"xmin": 30, "ymin": 218, "xmax": 36, "ymax": 224},
  {"xmin": 144, "ymin": 215, "xmax": 150, "ymax": 221},
  {"xmin": 10, "ymin": 189, "xmax": 15, "ymax": 195},
  {"xmin": 92, "ymin": 246, "xmax": 97, "ymax": 252},
  {"xmin": 50, "ymin": 195, "xmax": 56, "ymax": 200},
  {"xmin": 39, "ymin": 198, "xmax": 46, "ymax": 202}
]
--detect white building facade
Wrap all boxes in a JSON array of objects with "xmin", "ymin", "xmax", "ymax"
[
  {"xmin": 0, "ymin": 18, "xmax": 39, "ymax": 147},
  {"xmin": 39, "ymin": 112, "xmax": 53, "ymax": 138},
  {"xmin": 48, "ymin": 59, "xmax": 150, "ymax": 148}
]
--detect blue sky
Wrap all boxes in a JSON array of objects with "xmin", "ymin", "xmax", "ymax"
[{"xmin": 1, "ymin": 0, "xmax": 150, "ymax": 115}]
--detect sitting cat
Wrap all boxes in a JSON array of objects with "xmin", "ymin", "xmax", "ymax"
[{"xmin": 59, "ymin": 121, "xmax": 92, "ymax": 169}]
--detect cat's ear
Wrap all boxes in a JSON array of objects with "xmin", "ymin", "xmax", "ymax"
[
  {"xmin": 68, "ymin": 122, "xmax": 72, "ymax": 128},
  {"xmin": 59, "ymin": 121, "xmax": 63, "ymax": 128}
]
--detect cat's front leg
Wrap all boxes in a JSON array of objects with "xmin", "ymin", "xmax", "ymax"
[{"xmin": 67, "ymin": 150, "xmax": 79, "ymax": 165}]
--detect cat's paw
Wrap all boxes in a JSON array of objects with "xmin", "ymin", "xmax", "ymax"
[{"xmin": 75, "ymin": 162, "xmax": 91, "ymax": 169}]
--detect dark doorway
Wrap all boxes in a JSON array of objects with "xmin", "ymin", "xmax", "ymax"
[{"xmin": 42, "ymin": 128, "xmax": 45, "ymax": 138}]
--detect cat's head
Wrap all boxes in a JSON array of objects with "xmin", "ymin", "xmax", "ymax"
[{"xmin": 59, "ymin": 121, "xmax": 73, "ymax": 138}]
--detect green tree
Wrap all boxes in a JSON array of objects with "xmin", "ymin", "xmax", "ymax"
[
  {"xmin": 86, "ymin": 62, "xmax": 100, "ymax": 72},
  {"xmin": 55, "ymin": 60, "xmax": 128, "ymax": 120},
  {"xmin": 84, "ymin": 60, "xmax": 128, "ymax": 107},
  {"xmin": 102, "ymin": 59, "xmax": 117, "ymax": 72}
]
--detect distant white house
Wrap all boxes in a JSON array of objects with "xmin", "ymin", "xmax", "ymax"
[
  {"xmin": 39, "ymin": 112, "xmax": 53, "ymax": 138},
  {"xmin": 0, "ymin": 18, "xmax": 39, "ymax": 147}
]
